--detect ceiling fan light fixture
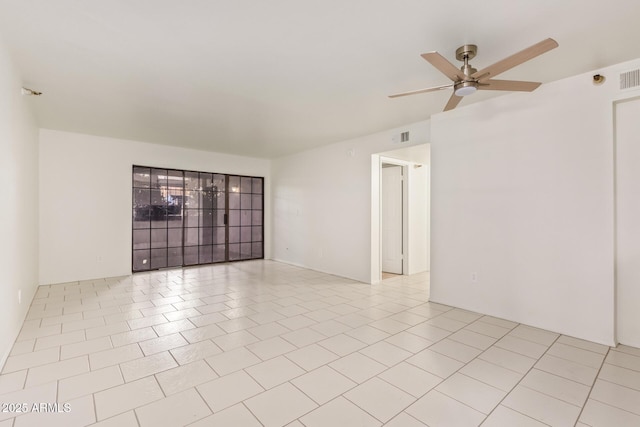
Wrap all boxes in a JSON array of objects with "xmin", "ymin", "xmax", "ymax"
[{"xmin": 454, "ymin": 82, "xmax": 477, "ymax": 96}]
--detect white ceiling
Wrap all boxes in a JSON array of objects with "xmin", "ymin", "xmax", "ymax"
[{"xmin": 2, "ymin": 0, "xmax": 640, "ymax": 158}]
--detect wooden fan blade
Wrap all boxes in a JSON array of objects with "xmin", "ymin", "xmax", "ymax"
[
  {"xmin": 421, "ymin": 52, "xmax": 465, "ymax": 82},
  {"xmin": 472, "ymin": 38, "xmax": 558, "ymax": 81},
  {"xmin": 478, "ymin": 79, "xmax": 542, "ymax": 92},
  {"xmin": 443, "ymin": 93, "xmax": 463, "ymax": 111},
  {"xmin": 388, "ymin": 84, "xmax": 452, "ymax": 98}
]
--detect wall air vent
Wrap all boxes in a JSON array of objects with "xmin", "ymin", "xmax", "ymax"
[
  {"xmin": 400, "ymin": 131, "xmax": 410, "ymax": 143},
  {"xmin": 620, "ymin": 69, "xmax": 640, "ymax": 90}
]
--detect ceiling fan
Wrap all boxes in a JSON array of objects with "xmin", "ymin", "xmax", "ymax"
[{"xmin": 389, "ymin": 38, "xmax": 559, "ymax": 111}]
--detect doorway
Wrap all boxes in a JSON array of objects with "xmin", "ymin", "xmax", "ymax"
[{"xmin": 381, "ymin": 163, "xmax": 406, "ymax": 276}]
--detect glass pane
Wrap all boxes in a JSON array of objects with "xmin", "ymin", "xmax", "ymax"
[
  {"xmin": 133, "ymin": 250, "xmax": 150, "ymax": 271},
  {"xmin": 151, "ymin": 248, "xmax": 167, "ymax": 269},
  {"xmin": 184, "ymin": 246, "xmax": 198, "ymax": 265},
  {"xmin": 229, "ymin": 244, "xmax": 240, "ymax": 260},
  {"xmin": 133, "ymin": 209, "xmax": 151, "ymax": 228},
  {"xmin": 240, "ymin": 194, "xmax": 251, "ymax": 209},
  {"xmin": 185, "ymin": 190, "xmax": 200, "ymax": 209},
  {"xmin": 184, "ymin": 171, "xmax": 199, "ymax": 190},
  {"xmin": 213, "ymin": 174, "xmax": 226, "ymax": 191},
  {"xmin": 150, "ymin": 188, "xmax": 165, "ymax": 206},
  {"xmin": 240, "ymin": 243, "xmax": 252, "ymax": 259},
  {"xmin": 229, "ymin": 227, "xmax": 240, "ymax": 243},
  {"xmin": 184, "ymin": 209, "xmax": 200, "ymax": 227},
  {"xmin": 133, "ymin": 189, "xmax": 150, "ymax": 208},
  {"xmin": 168, "ymin": 228, "xmax": 182, "ymax": 247},
  {"xmin": 199, "ymin": 245, "xmax": 213, "ymax": 264},
  {"xmin": 199, "ymin": 227, "xmax": 213, "ymax": 245},
  {"xmin": 252, "ymin": 242, "xmax": 263, "ymax": 258},
  {"xmin": 240, "ymin": 227, "xmax": 251, "ymax": 243},
  {"xmin": 228, "ymin": 176, "xmax": 240, "ymax": 193},
  {"xmin": 133, "ymin": 230, "xmax": 150, "ymax": 250},
  {"xmin": 151, "ymin": 169, "xmax": 167, "ymax": 188},
  {"xmin": 241, "ymin": 177, "xmax": 252, "ymax": 193},
  {"xmin": 184, "ymin": 228, "xmax": 199, "ymax": 246},
  {"xmin": 214, "ymin": 210, "xmax": 225, "ymax": 226},
  {"xmin": 168, "ymin": 247, "xmax": 182, "ymax": 267},
  {"xmin": 200, "ymin": 210, "xmax": 214, "ymax": 227},
  {"xmin": 228, "ymin": 210, "xmax": 240, "ymax": 226},
  {"xmin": 212, "ymin": 244, "xmax": 225, "ymax": 262},
  {"xmin": 240, "ymin": 210, "xmax": 251, "ymax": 226},
  {"xmin": 252, "ymin": 178, "xmax": 263, "ymax": 194},
  {"xmin": 214, "ymin": 227, "xmax": 225, "ymax": 244},
  {"xmin": 150, "ymin": 213, "xmax": 167, "ymax": 229},
  {"xmin": 252, "ymin": 210, "xmax": 262, "ymax": 226},
  {"xmin": 151, "ymin": 229, "xmax": 167, "ymax": 249},
  {"xmin": 200, "ymin": 173, "xmax": 213, "ymax": 191},
  {"xmin": 133, "ymin": 167, "xmax": 151, "ymax": 188},
  {"xmin": 252, "ymin": 195, "xmax": 263, "ymax": 209},
  {"xmin": 229, "ymin": 193, "xmax": 240, "ymax": 210},
  {"xmin": 252, "ymin": 226, "xmax": 262, "ymax": 242},
  {"xmin": 214, "ymin": 192, "xmax": 225, "ymax": 209}
]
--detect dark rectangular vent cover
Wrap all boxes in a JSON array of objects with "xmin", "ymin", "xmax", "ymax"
[
  {"xmin": 620, "ymin": 69, "xmax": 640, "ymax": 90},
  {"xmin": 400, "ymin": 131, "xmax": 410, "ymax": 143}
]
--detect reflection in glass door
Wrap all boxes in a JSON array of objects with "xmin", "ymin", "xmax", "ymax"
[{"xmin": 132, "ymin": 166, "xmax": 263, "ymax": 272}]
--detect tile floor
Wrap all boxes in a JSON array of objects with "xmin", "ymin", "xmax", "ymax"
[{"xmin": 1, "ymin": 260, "xmax": 639, "ymax": 426}]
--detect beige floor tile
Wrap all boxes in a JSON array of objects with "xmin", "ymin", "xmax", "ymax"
[
  {"xmin": 246, "ymin": 336, "xmax": 296, "ymax": 360},
  {"xmin": 495, "ymin": 335, "xmax": 549, "ymax": 359},
  {"xmin": 429, "ymin": 338, "xmax": 482, "ymax": 363},
  {"xmin": 120, "ymin": 351, "xmax": 177, "ymax": 382},
  {"xmin": 345, "ymin": 377, "xmax": 415, "ymax": 422},
  {"xmin": 598, "ymin": 363, "xmax": 640, "ymax": 391},
  {"xmin": 406, "ymin": 390, "xmax": 485, "ymax": 427},
  {"xmin": 384, "ymin": 412, "xmax": 428, "ymax": 427},
  {"xmin": 85, "ymin": 322, "xmax": 130, "ymax": 340},
  {"xmin": 441, "ymin": 308, "xmax": 482, "ymax": 324},
  {"xmin": 58, "ymin": 365, "xmax": 124, "ymax": 401},
  {"xmin": 448, "ymin": 329, "xmax": 497, "ymax": 350},
  {"xmin": 425, "ymin": 316, "xmax": 467, "ymax": 332},
  {"xmin": 502, "ymin": 385, "xmax": 581, "ymax": 426},
  {"xmin": 277, "ymin": 314, "xmax": 316, "ymax": 331},
  {"xmin": 406, "ymin": 322, "xmax": 451, "ymax": 342},
  {"xmin": 213, "ymin": 330, "xmax": 259, "ymax": 351},
  {"xmin": 344, "ymin": 325, "xmax": 391, "ymax": 345},
  {"xmin": 94, "ymin": 376, "xmax": 164, "ymax": 421},
  {"xmin": 464, "ymin": 321, "xmax": 511, "ymax": 339},
  {"xmin": 246, "ymin": 356, "xmax": 305, "ymax": 389},
  {"xmin": 406, "ymin": 348, "xmax": 464, "ymax": 378},
  {"xmin": 292, "ymin": 365, "xmax": 356, "ymax": 404},
  {"xmin": 170, "ymin": 340, "xmax": 222, "ymax": 365},
  {"xmin": 180, "ymin": 323, "xmax": 226, "ymax": 343},
  {"xmin": 61, "ymin": 317, "xmax": 105, "ymax": 333},
  {"xmin": 286, "ymin": 343, "xmax": 339, "ymax": 371},
  {"xmin": 310, "ymin": 319, "xmax": 351, "ymax": 337},
  {"xmin": 359, "ymin": 341, "xmax": 412, "ymax": 367},
  {"xmin": 188, "ymin": 403, "xmax": 262, "ymax": 427},
  {"xmin": 379, "ymin": 362, "xmax": 442, "ymax": 397},
  {"xmin": 33, "ymin": 330, "xmax": 85, "ymax": 351},
  {"xmin": 155, "ymin": 359, "xmax": 218, "ymax": 395},
  {"xmin": 590, "ymin": 378, "xmax": 640, "ymax": 415},
  {"xmin": 579, "ymin": 398, "xmax": 640, "ymax": 427},
  {"xmin": 205, "ymin": 346, "xmax": 261, "ymax": 376},
  {"xmin": 90, "ymin": 343, "xmax": 144, "ymax": 370},
  {"xmin": 436, "ymin": 372, "xmax": 505, "ymax": 414},
  {"xmin": 60, "ymin": 337, "xmax": 112, "ymax": 360},
  {"xmin": 138, "ymin": 332, "xmax": 188, "ymax": 355},
  {"xmin": 197, "ymin": 370, "xmax": 264, "ymax": 412},
  {"xmin": 0, "ymin": 382, "xmax": 58, "ymax": 422},
  {"xmin": 25, "ymin": 356, "xmax": 89, "ymax": 387},
  {"xmin": 281, "ymin": 327, "xmax": 327, "ymax": 348},
  {"xmin": 2, "ymin": 347, "xmax": 59, "ymax": 374},
  {"xmin": 244, "ymin": 382, "xmax": 318, "ymax": 427},
  {"xmin": 318, "ymin": 334, "xmax": 366, "ymax": 356},
  {"xmin": 459, "ymin": 358, "xmax": 523, "ymax": 392},
  {"xmin": 135, "ymin": 387, "xmax": 211, "ymax": 427},
  {"xmin": 535, "ymin": 354, "xmax": 599, "ymax": 386},
  {"xmin": 384, "ymin": 332, "xmax": 433, "ymax": 353},
  {"xmin": 481, "ymin": 405, "xmax": 549, "ymax": 427},
  {"xmin": 547, "ymin": 342, "xmax": 606, "ymax": 369},
  {"xmin": 330, "ymin": 352, "xmax": 387, "ymax": 383},
  {"xmin": 89, "ymin": 411, "xmax": 138, "ymax": 427},
  {"xmin": 127, "ymin": 314, "xmax": 168, "ymax": 330},
  {"xmin": 110, "ymin": 327, "xmax": 157, "ymax": 347},
  {"xmin": 509, "ymin": 324, "xmax": 559, "ymax": 346},
  {"xmin": 520, "ymin": 368, "xmax": 590, "ymax": 407},
  {"xmin": 605, "ymin": 350, "xmax": 640, "ymax": 372},
  {"xmin": 557, "ymin": 335, "xmax": 609, "ymax": 354},
  {"xmin": 17, "ymin": 324, "xmax": 62, "ymax": 341},
  {"xmin": 479, "ymin": 347, "xmax": 537, "ymax": 374},
  {"xmin": 0, "ymin": 370, "xmax": 27, "ymax": 395},
  {"xmin": 300, "ymin": 396, "xmax": 381, "ymax": 427}
]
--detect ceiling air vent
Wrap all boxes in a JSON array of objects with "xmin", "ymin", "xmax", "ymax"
[
  {"xmin": 620, "ymin": 69, "xmax": 640, "ymax": 90},
  {"xmin": 400, "ymin": 131, "xmax": 410, "ymax": 143}
]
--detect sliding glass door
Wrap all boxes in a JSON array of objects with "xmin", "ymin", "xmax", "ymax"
[{"xmin": 132, "ymin": 166, "xmax": 263, "ymax": 272}]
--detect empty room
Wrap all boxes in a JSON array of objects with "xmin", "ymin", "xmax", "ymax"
[{"xmin": 1, "ymin": 1, "xmax": 640, "ymax": 426}]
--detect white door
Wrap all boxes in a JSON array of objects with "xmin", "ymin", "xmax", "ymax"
[
  {"xmin": 615, "ymin": 97, "xmax": 640, "ymax": 347},
  {"xmin": 382, "ymin": 165, "xmax": 403, "ymax": 274}
]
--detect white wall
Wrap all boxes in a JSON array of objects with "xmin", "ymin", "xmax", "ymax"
[
  {"xmin": 0, "ymin": 36, "xmax": 39, "ymax": 365},
  {"xmin": 271, "ymin": 121, "xmax": 429, "ymax": 283},
  {"xmin": 39, "ymin": 129, "xmax": 271, "ymax": 285},
  {"xmin": 430, "ymin": 59, "xmax": 640, "ymax": 346}
]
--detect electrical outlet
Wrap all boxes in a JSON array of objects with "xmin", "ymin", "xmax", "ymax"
[{"xmin": 471, "ymin": 272, "xmax": 478, "ymax": 283}]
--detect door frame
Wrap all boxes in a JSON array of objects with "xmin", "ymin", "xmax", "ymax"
[{"xmin": 374, "ymin": 156, "xmax": 409, "ymax": 282}]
